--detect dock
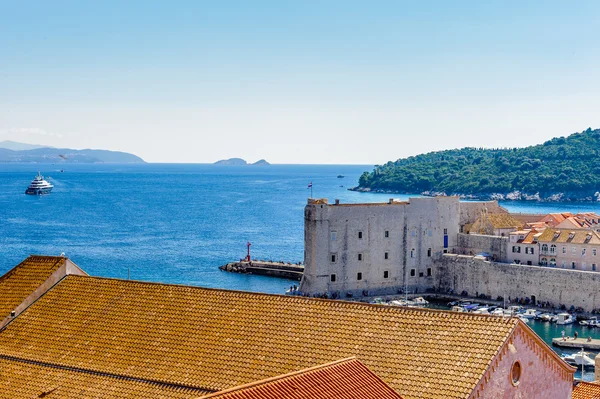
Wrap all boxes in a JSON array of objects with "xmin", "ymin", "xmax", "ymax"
[
  {"xmin": 552, "ymin": 337, "xmax": 600, "ymax": 350},
  {"xmin": 220, "ymin": 261, "xmax": 304, "ymax": 280}
]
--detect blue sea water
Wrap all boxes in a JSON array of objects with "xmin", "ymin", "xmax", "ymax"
[{"xmin": 3, "ymin": 163, "xmax": 600, "ymax": 294}]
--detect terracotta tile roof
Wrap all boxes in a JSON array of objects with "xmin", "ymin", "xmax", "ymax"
[
  {"xmin": 486, "ymin": 213, "xmax": 523, "ymax": 229},
  {"xmin": 0, "ymin": 275, "xmax": 521, "ymax": 399},
  {"xmin": 0, "ymin": 356, "xmax": 207, "ymax": 398},
  {"xmin": 0, "ymin": 255, "xmax": 65, "ymax": 320},
  {"xmin": 201, "ymin": 357, "xmax": 403, "ymax": 399},
  {"xmin": 538, "ymin": 229, "xmax": 600, "ymax": 245},
  {"xmin": 572, "ymin": 381, "xmax": 600, "ymax": 399}
]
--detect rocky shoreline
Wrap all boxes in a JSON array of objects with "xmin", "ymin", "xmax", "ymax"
[{"xmin": 350, "ymin": 187, "xmax": 600, "ymax": 202}]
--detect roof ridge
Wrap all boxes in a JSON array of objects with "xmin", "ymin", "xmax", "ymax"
[
  {"xmin": 0, "ymin": 353, "xmax": 210, "ymax": 393},
  {"xmin": 198, "ymin": 357, "xmax": 359, "ymax": 398},
  {"xmin": 0, "ymin": 255, "xmax": 66, "ymax": 282},
  {"xmin": 64, "ymin": 275, "xmax": 523, "ymax": 321}
]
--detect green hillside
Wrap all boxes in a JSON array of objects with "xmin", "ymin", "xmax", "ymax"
[{"xmin": 356, "ymin": 128, "xmax": 600, "ymax": 200}]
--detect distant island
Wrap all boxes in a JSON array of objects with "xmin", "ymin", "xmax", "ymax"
[
  {"xmin": 214, "ymin": 158, "xmax": 270, "ymax": 166},
  {"xmin": 354, "ymin": 128, "xmax": 600, "ymax": 202},
  {"xmin": 0, "ymin": 141, "xmax": 145, "ymax": 163}
]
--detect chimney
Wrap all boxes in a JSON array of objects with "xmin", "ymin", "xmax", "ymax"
[{"xmin": 335, "ymin": 199, "xmax": 340, "ymax": 205}]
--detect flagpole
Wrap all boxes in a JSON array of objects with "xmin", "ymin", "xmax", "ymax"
[{"xmin": 311, "ymin": 183, "xmax": 313, "ymax": 198}]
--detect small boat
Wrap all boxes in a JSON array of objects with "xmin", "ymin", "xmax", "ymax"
[
  {"xmin": 491, "ymin": 308, "xmax": 505, "ymax": 316},
  {"xmin": 561, "ymin": 352, "xmax": 595, "ymax": 367},
  {"xmin": 556, "ymin": 313, "xmax": 575, "ymax": 325},
  {"xmin": 451, "ymin": 306, "xmax": 467, "ymax": 313},
  {"xmin": 521, "ymin": 309, "xmax": 541, "ymax": 319},
  {"xmin": 412, "ymin": 297, "xmax": 429, "ymax": 306},
  {"xmin": 517, "ymin": 315, "xmax": 530, "ymax": 324},
  {"xmin": 579, "ymin": 317, "xmax": 599, "ymax": 327},
  {"xmin": 504, "ymin": 305, "xmax": 523, "ymax": 316},
  {"xmin": 337, "ymin": 175, "xmax": 344, "ymax": 178},
  {"xmin": 540, "ymin": 313, "xmax": 554, "ymax": 322},
  {"xmin": 473, "ymin": 307, "xmax": 490, "ymax": 315},
  {"xmin": 25, "ymin": 172, "xmax": 53, "ymax": 195}
]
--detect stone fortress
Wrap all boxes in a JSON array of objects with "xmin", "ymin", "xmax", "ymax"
[{"xmin": 300, "ymin": 196, "xmax": 600, "ymax": 311}]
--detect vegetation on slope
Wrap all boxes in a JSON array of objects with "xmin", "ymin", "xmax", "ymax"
[{"xmin": 357, "ymin": 128, "xmax": 600, "ymax": 198}]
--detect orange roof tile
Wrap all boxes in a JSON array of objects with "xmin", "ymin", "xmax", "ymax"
[
  {"xmin": 0, "ymin": 356, "xmax": 207, "ymax": 398},
  {"xmin": 201, "ymin": 358, "xmax": 403, "ymax": 399},
  {"xmin": 0, "ymin": 275, "xmax": 521, "ymax": 399},
  {"xmin": 572, "ymin": 381, "xmax": 600, "ymax": 399},
  {"xmin": 0, "ymin": 255, "xmax": 66, "ymax": 320}
]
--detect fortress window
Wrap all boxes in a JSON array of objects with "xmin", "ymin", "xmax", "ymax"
[
  {"xmin": 562, "ymin": 247, "xmax": 566, "ymax": 254},
  {"xmin": 410, "ymin": 249, "xmax": 415, "ymax": 258},
  {"xmin": 427, "ymin": 268, "xmax": 432, "ymax": 277},
  {"xmin": 410, "ymin": 269, "xmax": 416, "ymax": 277},
  {"xmin": 358, "ymin": 253, "xmax": 363, "ymax": 261},
  {"xmin": 330, "ymin": 231, "xmax": 337, "ymax": 241},
  {"xmin": 358, "ymin": 231, "xmax": 363, "ymax": 239},
  {"xmin": 593, "ymin": 264, "xmax": 597, "ymax": 271},
  {"xmin": 357, "ymin": 272, "xmax": 362, "ymax": 280},
  {"xmin": 384, "ymin": 230, "xmax": 389, "ymax": 238},
  {"xmin": 384, "ymin": 252, "xmax": 389, "ymax": 260},
  {"xmin": 330, "ymin": 274, "xmax": 336, "ymax": 282},
  {"xmin": 330, "ymin": 254, "xmax": 336, "ymax": 263},
  {"xmin": 383, "ymin": 270, "xmax": 389, "ymax": 279},
  {"xmin": 443, "ymin": 228, "xmax": 448, "ymax": 235},
  {"xmin": 572, "ymin": 262, "xmax": 576, "ymax": 269},
  {"xmin": 427, "ymin": 248, "xmax": 432, "ymax": 257}
]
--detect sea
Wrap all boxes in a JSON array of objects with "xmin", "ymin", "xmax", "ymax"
[{"xmin": 2, "ymin": 162, "xmax": 600, "ymax": 379}]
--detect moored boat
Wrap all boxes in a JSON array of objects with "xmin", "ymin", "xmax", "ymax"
[
  {"xmin": 561, "ymin": 352, "xmax": 595, "ymax": 368},
  {"xmin": 556, "ymin": 313, "xmax": 575, "ymax": 325},
  {"xmin": 25, "ymin": 173, "xmax": 53, "ymax": 195}
]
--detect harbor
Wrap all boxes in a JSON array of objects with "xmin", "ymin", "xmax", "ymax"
[{"xmin": 219, "ymin": 260, "xmax": 303, "ymax": 280}]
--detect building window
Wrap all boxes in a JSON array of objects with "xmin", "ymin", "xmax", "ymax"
[
  {"xmin": 384, "ymin": 230, "xmax": 389, "ymax": 238},
  {"xmin": 527, "ymin": 261, "xmax": 532, "ymax": 265},
  {"xmin": 384, "ymin": 252, "xmax": 389, "ymax": 260},
  {"xmin": 583, "ymin": 248, "xmax": 587, "ymax": 256},
  {"xmin": 330, "ymin": 274, "xmax": 336, "ymax": 282},
  {"xmin": 530, "ymin": 247, "xmax": 535, "ymax": 255},
  {"xmin": 572, "ymin": 262, "xmax": 576, "ymax": 269},
  {"xmin": 550, "ymin": 244, "xmax": 556, "ymax": 254},
  {"xmin": 357, "ymin": 272, "xmax": 362, "ymax": 281},
  {"xmin": 540, "ymin": 258, "xmax": 548, "ymax": 266},
  {"xmin": 358, "ymin": 231, "xmax": 363, "ymax": 239},
  {"xmin": 594, "ymin": 249, "xmax": 597, "ymax": 256},
  {"xmin": 573, "ymin": 247, "xmax": 577, "ymax": 254},
  {"xmin": 562, "ymin": 246, "xmax": 566, "ymax": 254},
  {"xmin": 410, "ymin": 248, "xmax": 415, "ymax": 258},
  {"xmin": 358, "ymin": 253, "xmax": 363, "ymax": 261},
  {"xmin": 541, "ymin": 244, "xmax": 548, "ymax": 252},
  {"xmin": 427, "ymin": 268, "xmax": 432, "ymax": 277},
  {"xmin": 562, "ymin": 261, "xmax": 566, "ymax": 268},
  {"xmin": 383, "ymin": 270, "xmax": 389, "ymax": 279},
  {"xmin": 443, "ymin": 228, "xmax": 448, "ymax": 235},
  {"xmin": 330, "ymin": 254, "xmax": 336, "ymax": 263},
  {"xmin": 593, "ymin": 264, "xmax": 597, "ymax": 271},
  {"xmin": 550, "ymin": 258, "xmax": 556, "ymax": 266},
  {"xmin": 511, "ymin": 361, "xmax": 522, "ymax": 386},
  {"xmin": 410, "ymin": 269, "xmax": 416, "ymax": 277},
  {"xmin": 427, "ymin": 248, "xmax": 432, "ymax": 257},
  {"xmin": 330, "ymin": 231, "xmax": 337, "ymax": 241}
]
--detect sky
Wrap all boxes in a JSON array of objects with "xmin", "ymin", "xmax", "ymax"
[{"xmin": 1, "ymin": 1, "xmax": 599, "ymax": 164}]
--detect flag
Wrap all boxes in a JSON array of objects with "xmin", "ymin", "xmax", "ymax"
[{"xmin": 307, "ymin": 182, "xmax": 312, "ymax": 188}]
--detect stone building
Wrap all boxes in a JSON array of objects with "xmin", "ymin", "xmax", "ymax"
[
  {"xmin": 508, "ymin": 229, "xmax": 541, "ymax": 265},
  {"xmin": 300, "ymin": 196, "xmax": 505, "ymax": 297},
  {"xmin": 0, "ymin": 255, "xmax": 576, "ymax": 399}
]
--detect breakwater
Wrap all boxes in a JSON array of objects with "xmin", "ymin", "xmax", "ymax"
[{"xmin": 220, "ymin": 261, "xmax": 303, "ymax": 281}]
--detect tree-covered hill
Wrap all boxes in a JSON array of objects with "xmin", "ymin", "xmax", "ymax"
[{"xmin": 356, "ymin": 128, "xmax": 600, "ymax": 201}]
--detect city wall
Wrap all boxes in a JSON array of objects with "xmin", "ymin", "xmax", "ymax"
[{"xmin": 436, "ymin": 254, "xmax": 600, "ymax": 311}]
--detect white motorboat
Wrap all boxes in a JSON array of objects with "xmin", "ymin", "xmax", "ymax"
[
  {"xmin": 521, "ymin": 309, "xmax": 541, "ymax": 319},
  {"xmin": 491, "ymin": 308, "xmax": 505, "ymax": 316},
  {"xmin": 451, "ymin": 305, "xmax": 466, "ymax": 313},
  {"xmin": 517, "ymin": 315, "xmax": 530, "ymax": 324},
  {"xmin": 556, "ymin": 313, "xmax": 575, "ymax": 325},
  {"xmin": 473, "ymin": 307, "xmax": 490, "ymax": 315},
  {"xmin": 25, "ymin": 172, "xmax": 53, "ymax": 195},
  {"xmin": 579, "ymin": 317, "xmax": 598, "ymax": 327},
  {"xmin": 562, "ymin": 352, "xmax": 595, "ymax": 367},
  {"xmin": 412, "ymin": 297, "xmax": 429, "ymax": 306}
]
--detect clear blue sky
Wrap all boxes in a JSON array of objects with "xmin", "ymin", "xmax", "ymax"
[{"xmin": 1, "ymin": 1, "xmax": 599, "ymax": 163}]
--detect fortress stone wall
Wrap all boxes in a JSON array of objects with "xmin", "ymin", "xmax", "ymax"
[
  {"xmin": 436, "ymin": 254, "xmax": 600, "ymax": 311},
  {"xmin": 456, "ymin": 233, "xmax": 509, "ymax": 262}
]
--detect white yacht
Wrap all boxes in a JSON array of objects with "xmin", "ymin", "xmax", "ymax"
[
  {"xmin": 562, "ymin": 352, "xmax": 595, "ymax": 367},
  {"xmin": 25, "ymin": 173, "xmax": 53, "ymax": 195},
  {"xmin": 521, "ymin": 309, "xmax": 541, "ymax": 319},
  {"xmin": 556, "ymin": 313, "xmax": 575, "ymax": 325}
]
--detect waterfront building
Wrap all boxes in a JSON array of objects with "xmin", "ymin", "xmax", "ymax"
[
  {"xmin": 301, "ymin": 197, "xmax": 507, "ymax": 297},
  {"xmin": 508, "ymin": 229, "xmax": 541, "ymax": 265},
  {"xmin": 0, "ymin": 255, "xmax": 575, "ymax": 398},
  {"xmin": 537, "ymin": 228, "xmax": 600, "ymax": 271}
]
